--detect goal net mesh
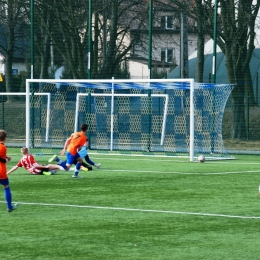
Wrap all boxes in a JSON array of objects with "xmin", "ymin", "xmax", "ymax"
[{"xmin": 27, "ymin": 80, "xmax": 234, "ymax": 159}]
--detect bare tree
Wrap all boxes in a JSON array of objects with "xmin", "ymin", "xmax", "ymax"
[
  {"xmin": 218, "ymin": 0, "xmax": 260, "ymax": 139},
  {"xmin": 33, "ymin": 0, "xmax": 148, "ymax": 79},
  {"xmin": 96, "ymin": 0, "xmax": 149, "ymax": 79},
  {"xmin": 34, "ymin": 0, "xmax": 89, "ymax": 79},
  {"xmin": 171, "ymin": 0, "xmax": 260, "ymax": 139},
  {"xmin": 0, "ymin": 0, "xmax": 28, "ymax": 93},
  {"xmin": 34, "ymin": 2, "xmax": 52, "ymax": 79}
]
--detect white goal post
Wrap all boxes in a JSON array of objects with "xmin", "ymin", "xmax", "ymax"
[{"xmin": 25, "ymin": 78, "xmax": 233, "ymax": 161}]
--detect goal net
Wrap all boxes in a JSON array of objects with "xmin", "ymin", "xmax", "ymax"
[{"xmin": 25, "ymin": 79, "xmax": 234, "ymax": 161}]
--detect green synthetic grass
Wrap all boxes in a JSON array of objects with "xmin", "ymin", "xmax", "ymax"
[{"xmin": 2, "ymin": 150, "xmax": 260, "ymax": 259}]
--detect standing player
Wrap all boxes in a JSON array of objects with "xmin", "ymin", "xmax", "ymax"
[
  {"xmin": 7, "ymin": 147, "xmax": 65, "ymax": 175},
  {"xmin": 48, "ymin": 124, "xmax": 88, "ymax": 178},
  {"xmin": 0, "ymin": 130, "xmax": 18, "ymax": 212}
]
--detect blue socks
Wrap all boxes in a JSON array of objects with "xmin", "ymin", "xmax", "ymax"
[
  {"xmin": 74, "ymin": 162, "xmax": 81, "ymax": 176},
  {"xmin": 4, "ymin": 187, "xmax": 12, "ymax": 209},
  {"xmin": 55, "ymin": 156, "xmax": 64, "ymax": 164},
  {"xmin": 56, "ymin": 157, "xmax": 67, "ymax": 170},
  {"xmin": 59, "ymin": 161, "xmax": 67, "ymax": 170}
]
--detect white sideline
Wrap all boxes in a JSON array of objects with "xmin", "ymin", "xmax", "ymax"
[
  {"xmin": 102, "ymin": 169, "xmax": 260, "ymax": 175},
  {"xmin": 1, "ymin": 201, "xmax": 260, "ymax": 220}
]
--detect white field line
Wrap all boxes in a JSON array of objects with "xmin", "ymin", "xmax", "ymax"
[
  {"xmin": 1, "ymin": 201, "xmax": 260, "ymax": 220},
  {"xmin": 85, "ymin": 155, "xmax": 260, "ymax": 165},
  {"xmin": 8, "ymin": 152, "xmax": 260, "ymax": 165},
  {"xmin": 102, "ymin": 169, "xmax": 260, "ymax": 175}
]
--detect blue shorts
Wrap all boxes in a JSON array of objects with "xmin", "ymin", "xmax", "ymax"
[
  {"xmin": 66, "ymin": 152, "xmax": 80, "ymax": 165},
  {"xmin": 0, "ymin": 178, "xmax": 9, "ymax": 186}
]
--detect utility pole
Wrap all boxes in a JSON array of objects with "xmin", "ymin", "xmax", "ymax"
[
  {"xmin": 180, "ymin": 11, "xmax": 189, "ymax": 78},
  {"xmin": 211, "ymin": 0, "xmax": 218, "ymax": 83},
  {"xmin": 148, "ymin": 0, "xmax": 153, "ymax": 79},
  {"xmin": 30, "ymin": 0, "xmax": 34, "ymax": 79},
  {"xmin": 88, "ymin": 0, "xmax": 92, "ymax": 79}
]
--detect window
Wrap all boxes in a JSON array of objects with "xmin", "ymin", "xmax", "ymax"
[
  {"xmin": 134, "ymin": 33, "xmax": 142, "ymax": 46},
  {"xmin": 161, "ymin": 16, "xmax": 174, "ymax": 30},
  {"xmin": 161, "ymin": 48, "xmax": 174, "ymax": 63}
]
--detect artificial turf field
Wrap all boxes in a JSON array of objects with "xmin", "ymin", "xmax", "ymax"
[{"xmin": 1, "ymin": 149, "xmax": 260, "ymax": 259}]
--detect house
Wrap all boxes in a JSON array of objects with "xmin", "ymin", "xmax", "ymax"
[
  {"xmin": 127, "ymin": 0, "xmax": 210, "ymax": 79},
  {"xmin": 0, "ymin": 24, "xmax": 28, "ymax": 76},
  {"xmin": 0, "ymin": 53, "xmax": 27, "ymax": 76}
]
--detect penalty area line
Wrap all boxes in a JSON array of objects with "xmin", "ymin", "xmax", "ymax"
[{"xmin": 1, "ymin": 201, "xmax": 260, "ymax": 220}]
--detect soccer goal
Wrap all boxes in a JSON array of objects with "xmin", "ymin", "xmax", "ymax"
[{"xmin": 25, "ymin": 78, "xmax": 234, "ymax": 161}]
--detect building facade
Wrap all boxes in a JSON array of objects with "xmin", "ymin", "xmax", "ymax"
[{"xmin": 127, "ymin": 1, "xmax": 210, "ymax": 79}]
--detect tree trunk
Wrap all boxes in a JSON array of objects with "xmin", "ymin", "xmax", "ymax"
[
  {"xmin": 225, "ymin": 41, "xmax": 246, "ymax": 139},
  {"xmin": 5, "ymin": 2, "xmax": 15, "ymax": 98},
  {"xmin": 5, "ymin": 56, "xmax": 13, "ymax": 93},
  {"xmin": 92, "ymin": 8, "xmax": 99, "ymax": 78},
  {"xmin": 40, "ymin": 18, "xmax": 51, "ymax": 79},
  {"xmin": 195, "ymin": 0, "xmax": 204, "ymax": 82},
  {"xmin": 231, "ymin": 85, "xmax": 246, "ymax": 139},
  {"xmin": 244, "ymin": 62, "xmax": 255, "ymax": 106},
  {"xmin": 195, "ymin": 31, "xmax": 204, "ymax": 82},
  {"xmin": 99, "ymin": 0, "xmax": 118, "ymax": 78}
]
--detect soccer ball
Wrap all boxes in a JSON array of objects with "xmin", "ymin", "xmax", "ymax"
[{"xmin": 198, "ymin": 155, "xmax": 205, "ymax": 163}]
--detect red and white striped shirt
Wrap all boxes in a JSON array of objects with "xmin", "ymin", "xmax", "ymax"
[{"xmin": 17, "ymin": 154, "xmax": 42, "ymax": 174}]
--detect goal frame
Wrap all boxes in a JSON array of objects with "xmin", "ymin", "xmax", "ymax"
[
  {"xmin": 74, "ymin": 93, "xmax": 169, "ymax": 149},
  {"xmin": 26, "ymin": 78, "xmax": 195, "ymax": 160}
]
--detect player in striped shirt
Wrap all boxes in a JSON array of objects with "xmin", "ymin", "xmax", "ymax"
[{"xmin": 7, "ymin": 147, "xmax": 64, "ymax": 175}]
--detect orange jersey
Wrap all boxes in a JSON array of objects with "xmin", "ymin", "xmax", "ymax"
[
  {"xmin": 67, "ymin": 132, "xmax": 87, "ymax": 156},
  {"xmin": 0, "ymin": 143, "xmax": 7, "ymax": 179}
]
